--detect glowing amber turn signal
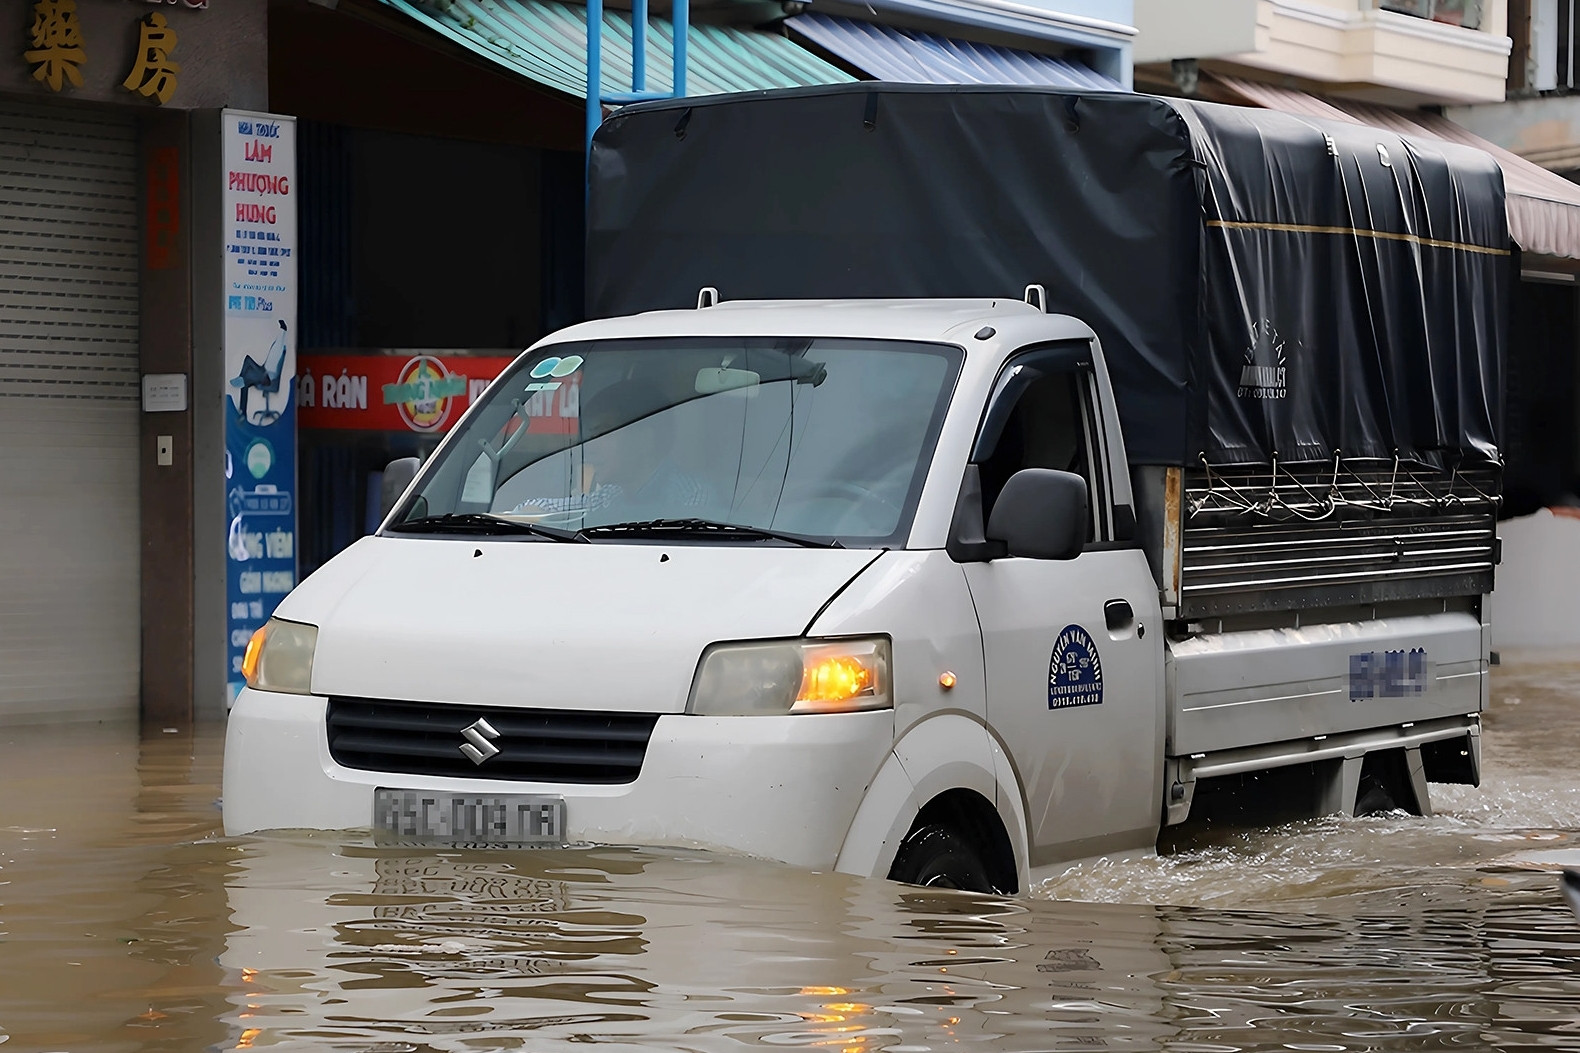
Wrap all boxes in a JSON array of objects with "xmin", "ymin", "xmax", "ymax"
[
  {"xmin": 690, "ymin": 637, "xmax": 888, "ymax": 715},
  {"xmin": 241, "ymin": 625, "xmax": 269, "ymax": 685},
  {"xmin": 938, "ymin": 670, "xmax": 958, "ymax": 689},
  {"xmin": 798, "ymin": 655, "xmax": 872, "ymax": 703}
]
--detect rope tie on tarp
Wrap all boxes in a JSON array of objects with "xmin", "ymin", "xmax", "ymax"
[
  {"xmin": 1189, "ymin": 452, "xmax": 1500, "ymax": 520},
  {"xmin": 1191, "ymin": 454, "xmax": 1260, "ymax": 517}
]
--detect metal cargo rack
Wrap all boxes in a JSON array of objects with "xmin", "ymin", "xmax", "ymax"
[{"xmin": 1152, "ymin": 458, "xmax": 1501, "ymax": 619}]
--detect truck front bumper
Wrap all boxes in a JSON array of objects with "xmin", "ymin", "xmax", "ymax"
[{"xmin": 222, "ymin": 688, "xmax": 895, "ymax": 870}]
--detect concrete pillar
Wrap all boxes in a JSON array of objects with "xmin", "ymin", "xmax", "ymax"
[{"xmin": 139, "ymin": 109, "xmax": 195, "ymax": 729}]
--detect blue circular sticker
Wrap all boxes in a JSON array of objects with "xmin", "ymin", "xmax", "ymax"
[
  {"xmin": 1048, "ymin": 625, "xmax": 1103, "ymax": 710},
  {"xmin": 529, "ymin": 355, "xmax": 584, "ymax": 379}
]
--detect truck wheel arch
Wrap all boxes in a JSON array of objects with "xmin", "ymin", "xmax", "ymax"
[
  {"xmin": 833, "ymin": 714, "xmax": 1030, "ymax": 894},
  {"xmin": 891, "ymin": 788, "xmax": 1020, "ymax": 894}
]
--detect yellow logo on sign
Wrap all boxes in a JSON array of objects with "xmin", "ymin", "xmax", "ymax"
[{"xmin": 383, "ymin": 357, "xmax": 468, "ymax": 433}]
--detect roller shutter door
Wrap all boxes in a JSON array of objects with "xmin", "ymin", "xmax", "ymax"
[{"xmin": 0, "ymin": 99, "xmax": 140, "ymax": 724}]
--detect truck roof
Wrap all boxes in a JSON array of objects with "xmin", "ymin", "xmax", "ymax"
[{"xmin": 538, "ymin": 297, "xmax": 1098, "ymax": 348}]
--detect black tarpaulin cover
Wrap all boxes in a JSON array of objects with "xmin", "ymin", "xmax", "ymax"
[{"xmin": 587, "ymin": 84, "xmax": 1507, "ymax": 468}]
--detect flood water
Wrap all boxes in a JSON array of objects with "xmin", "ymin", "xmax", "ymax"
[{"xmin": 4, "ymin": 657, "xmax": 1579, "ymax": 1052}]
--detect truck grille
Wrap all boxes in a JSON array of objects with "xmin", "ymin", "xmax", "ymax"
[{"xmin": 326, "ymin": 698, "xmax": 661, "ymax": 784}]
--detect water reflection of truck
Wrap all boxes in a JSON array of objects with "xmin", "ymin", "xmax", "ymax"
[
  {"xmin": 217, "ymin": 841, "xmax": 1177, "ymax": 1051},
  {"xmin": 224, "ymin": 86, "xmax": 1505, "ymax": 894}
]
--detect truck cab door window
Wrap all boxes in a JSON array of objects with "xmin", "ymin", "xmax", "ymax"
[{"xmin": 977, "ymin": 367, "xmax": 1107, "ymax": 545}]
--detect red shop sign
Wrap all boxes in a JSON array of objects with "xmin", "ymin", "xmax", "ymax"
[{"xmin": 297, "ymin": 354, "xmax": 576, "ymax": 435}]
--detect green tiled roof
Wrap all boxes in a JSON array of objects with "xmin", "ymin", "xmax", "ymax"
[{"xmin": 378, "ymin": 0, "xmax": 856, "ymax": 99}]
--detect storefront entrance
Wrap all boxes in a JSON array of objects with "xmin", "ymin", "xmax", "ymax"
[{"xmin": 0, "ymin": 98, "xmax": 141, "ymax": 723}]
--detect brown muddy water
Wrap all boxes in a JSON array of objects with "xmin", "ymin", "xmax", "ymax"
[{"xmin": 3, "ymin": 658, "xmax": 1579, "ymax": 1052}]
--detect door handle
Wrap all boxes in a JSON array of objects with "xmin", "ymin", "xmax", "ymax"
[{"xmin": 1104, "ymin": 599, "xmax": 1134, "ymax": 632}]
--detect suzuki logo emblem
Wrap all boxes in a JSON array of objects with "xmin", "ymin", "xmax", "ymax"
[{"xmin": 459, "ymin": 717, "xmax": 501, "ymax": 765}]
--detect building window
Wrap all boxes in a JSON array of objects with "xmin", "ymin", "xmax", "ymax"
[
  {"xmin": 1380, "ymin": 0, "xmax": 1485, "ymax": 30},
  {"xmin": 1519, "ymin": 0, "xmax": 1578, "ymax": 94}
]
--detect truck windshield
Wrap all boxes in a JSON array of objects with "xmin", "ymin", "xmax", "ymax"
[{"xmin": 390, "ymin": 336, "xmax": 962, "ymax": 547}]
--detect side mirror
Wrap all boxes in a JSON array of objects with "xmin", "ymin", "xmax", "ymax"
[
  {"xmin": 379, "ymin": 457, "xmax": 421, "ymax": 521},
  {"xmin": 985, "ymin": 468, "xmax": 1087, "ymax": 560}
]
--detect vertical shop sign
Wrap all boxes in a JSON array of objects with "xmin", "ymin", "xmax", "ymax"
[
  {"xmin": 146, "ymin": 146, "xmax": 179, "ymax": 269},
  {"xmin": 223, "ymin": 110, "xmax": 297, "ymax": 703}
]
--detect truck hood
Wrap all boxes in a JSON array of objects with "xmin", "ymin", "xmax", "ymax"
[{"xmin": 287, "ymin": 536, "xmax": 881, "ymax": 713}]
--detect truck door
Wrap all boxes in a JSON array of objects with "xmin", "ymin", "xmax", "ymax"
[{"xmin": 960, "ymin": 346, "xmax": 1164, "ymax": 869}]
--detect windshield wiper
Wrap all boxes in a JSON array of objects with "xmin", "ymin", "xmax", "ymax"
[
  {"xmin": 386, "ymin": 513, "xmax": 586, "ymax": 542},
  {"xmin": 580, "ymin": 517, "xmax": 843, "ymax": 549}
]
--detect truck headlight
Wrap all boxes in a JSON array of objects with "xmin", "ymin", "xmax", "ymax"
[
  {"xmin": 241, "ymin": 618, "xmax": 319, "ymax": 695},
  {"xmin": 687, "ymin": 637, "xmax": 891, "ymax": 716}
]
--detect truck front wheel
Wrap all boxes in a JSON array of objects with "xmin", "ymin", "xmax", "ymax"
[{"xmin": 889, "ymin": 824, "xmax": 1001, "ymax": 893}]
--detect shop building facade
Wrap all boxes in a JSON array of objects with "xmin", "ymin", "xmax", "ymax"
[
  {"xmin": 0, "ymin": 0, "xmax": 267, "ymax": 726},
  {"xmin": 3, "ymin": 0, "xmax": 1137, "ymax": 726},
  {"xmin": 0, "ymin": 0, "xmax": 854, "ymax": 726}
]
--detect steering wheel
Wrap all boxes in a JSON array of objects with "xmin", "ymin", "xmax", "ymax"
[{"xmin": 508, "ymin": 506, "xmax": 589, "ymax": 529}]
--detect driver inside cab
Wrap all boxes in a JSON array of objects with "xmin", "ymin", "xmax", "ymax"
[{"xmin": 512, "ymin": 378, "xmax": 715, "ymax": 519}]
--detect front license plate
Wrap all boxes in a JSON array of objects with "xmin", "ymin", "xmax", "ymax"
[{"xmin": 373, "ymin": 789, "xmax": 566, "ymax": 845}]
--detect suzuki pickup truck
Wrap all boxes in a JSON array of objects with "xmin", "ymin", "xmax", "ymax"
[{"xmin": 223, "ymin": 85, "xmax": 1505, "ymax": 894}]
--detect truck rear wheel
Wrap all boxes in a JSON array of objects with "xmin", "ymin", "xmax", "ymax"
[{"xmin": 889, "ymin": 824, "xmax": 1001, "ymax": 893}]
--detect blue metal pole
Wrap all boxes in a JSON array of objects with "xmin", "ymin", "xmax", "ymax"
[
  {"xmin": 672, "ymin": 0, "xmax": 687, "ymax": 97},
  {"xmin": 633, "ymin": 0, "xmax": 647, "ymax": 93},
  {"xmin": 586, "ymin": 0, "xmax": 603, "ymax": 159}
]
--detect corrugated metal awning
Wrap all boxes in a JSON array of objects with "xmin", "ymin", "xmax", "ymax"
[
  {"xmin": 377, "ymin": 0, "xmax": 855, "ymax": 99},
  {"xmin": 1212, "ymin": 74, "xmax": 1580, "ymax": 262},
  {"xmin": 786, "ymin": 13, "xmax": 1123, "ymax": 90}
]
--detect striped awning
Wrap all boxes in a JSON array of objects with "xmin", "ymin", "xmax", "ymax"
[
  {"xmin": 377, "ymin": 0, "xmax": 855, "ymax": 99},
  {"xmin": 786, "ymin": 13, "xmax": 1122, "ymax": 90}
]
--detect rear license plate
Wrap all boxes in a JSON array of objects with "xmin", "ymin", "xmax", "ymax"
[{"xmin": 373, "ymin": 789, "xmax": 566, "ymax": 845}]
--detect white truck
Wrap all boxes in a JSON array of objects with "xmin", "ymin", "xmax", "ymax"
[{"xmin": 223, "ymin": 86, "xmax": 1507, "ymax": 894}]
